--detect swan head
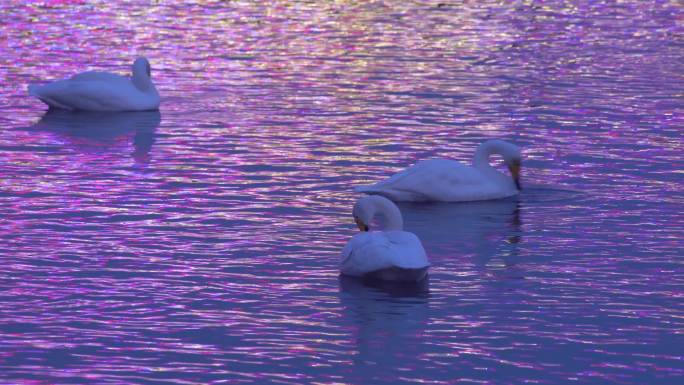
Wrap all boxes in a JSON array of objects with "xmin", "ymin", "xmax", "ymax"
[
  {"xmin": 352, "ymin": 195, "xmax": 403, "ymax": 232},
  {"xmin": 354, "ymin": 215, "xmax": 370, "ymax": 232},
  {"xmin": 480, "ymin": 139, "xmax": 522, "ymax": 190},
  {"xmin": 508, "ymin": 157, "xmax": 521, "ymax": 190},
  {"xmin": 133, "ymin": 57, "xmax": 152, "ymax": 78},
  {"xmin": 353, "ymin": 198, "xmax": 373, "ymax": 232},
  {"xmin": 131, "ymin": 57, "xmax": 158, "ymax": 94}
]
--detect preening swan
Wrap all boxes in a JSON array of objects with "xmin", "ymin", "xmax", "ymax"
[
  {"xmin": 356, "ymin": 139, "xmax": 522, "ymax": 202},
  {"xmin": 341, "ymin": 195, "xmax": 430, "ymax": 282},
  {"xmin": 28, "ymin": 57, "xmax": 160, "ymax": 112}
]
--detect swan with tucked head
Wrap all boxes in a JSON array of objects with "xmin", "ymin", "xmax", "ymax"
[
  {"xmin": 356, "ymin": 139, "xmax": 522, "ymax": 202},
  {"xmin": 28, "ymin": 57, "xmax": 160, "ymax": 112},
  {"xmin": 341, "ymin": 195, "xmax": 430, "ymax": 282}
]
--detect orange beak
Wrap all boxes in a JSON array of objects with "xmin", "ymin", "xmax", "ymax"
[
  {"xmin": 354, "ymin": 216, "xmax": 369, "ymax": 232},
  {"xmin": 509, "ymin": 162, "xmax": 521, "ymax": 190}
]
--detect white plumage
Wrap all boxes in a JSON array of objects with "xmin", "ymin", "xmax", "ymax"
[
  {"xmin": 341, "ymin": 196, "xmax": 429, "ymax": 282},
  {"xmin": 28, "ymin": 57, "xmax": 160, "ymax": 112},
  {"xmin": 356, "ymin": 139, "xmax": 522, "ymax": 202}
]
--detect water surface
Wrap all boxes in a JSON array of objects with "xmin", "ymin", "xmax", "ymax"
[{"xmin": 0, "ymin": 1, "xmax": 682, "ymax": 384}]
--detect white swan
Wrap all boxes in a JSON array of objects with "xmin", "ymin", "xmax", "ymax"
[
  {"xmin": 341, "ymin": 195, "xmax": 430, "ymax": 282},
  {"xmin": 28, "ymin": 57, "xmax": 160, "ymax": 111},
  {"xmin": 355, "ymin": 139, "xmax": 522, "ymax": 202}
]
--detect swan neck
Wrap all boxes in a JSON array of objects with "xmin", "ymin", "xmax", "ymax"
[
  {"xmin": 132, "ymin": 63, "xmax": 153, "ymax": 92},
  {"xmin": 372, "ymin": 197, "xmax": 403, "ymax": 231},
  {"xmin": 132, "ymin": 73, "xmax": 152, "ymax": 91},
  {"xmin": 473, "ymin": 141, "xmax": 496, "ymax": 169}
]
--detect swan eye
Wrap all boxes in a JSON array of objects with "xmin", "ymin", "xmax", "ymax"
[{"xmin": 146, "ymin": 63, "xmax": 151, "ymax": 77}]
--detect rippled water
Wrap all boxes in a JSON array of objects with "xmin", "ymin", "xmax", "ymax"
[{"xmin": 1, "ymin": 1, "xmax": 682, "ymax": 384}]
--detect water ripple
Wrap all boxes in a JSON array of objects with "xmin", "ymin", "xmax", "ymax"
[{"xmin": 0, "ymin": 1, "xmax": 682, "ymax": 384}]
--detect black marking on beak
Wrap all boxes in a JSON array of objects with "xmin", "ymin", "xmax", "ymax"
[
  {"xmin": 509, "ymin": 160, "xmax": 521, "ymax": 191},
  {"xmin": 146, "ymin": 63, "xmax": 151, "ymax": 77},
  {"xmin": 355, "ymin": 216, "xmax": 369, "ymax": 232}
]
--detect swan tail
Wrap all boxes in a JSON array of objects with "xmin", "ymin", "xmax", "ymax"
[
  {"xmin": 354, "ymin": 184, "xmax": 379, "ymax": 194},
  {"xmin": 28, "ymin": 83, "xmax": 74, "ymax": 110},
  {"xmin": 28, "ymin": 84, "xmax": 41, "ymax": 97},
  {"xmin": 354, "ymin": 184, "xmax": 403, "ymax": 200}
]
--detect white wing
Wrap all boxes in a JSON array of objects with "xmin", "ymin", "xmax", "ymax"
[
  {"xmin": 70, "ymin": 71, "xmax": 128, "ymax": 83},
  {"xmin": 30, "ymin": 80, "xmax": 132, "ymax": 111},
  {"xmin": 29, "ymin": 70, "xmax": 159, "ymax": 112},
  {"xmin": 356, "ymin": 159, "xmax": 502, "ymax": 201},
  {"xmin": 341, "ymin": 231, "xmax": 429, "ymax": 277}
]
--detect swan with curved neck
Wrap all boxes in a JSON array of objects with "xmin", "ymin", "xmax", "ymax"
[
  {"xmin": 355, "ymin": 139, "xmax": 522, "ymax": 202},
  {"xmin": 341, "ymin": 196, "xmax": 430, "ymax": 282},
  {"xmin": 353, "ymin": 194, "xmax": 404, "ymax": 231},
  {"xmin": 28, "ymin": 57, "xmax": 160, "ymax": 112},
  {"xmin": 130, "ymin": 57, "xmax": 154, "ymax": 92}
]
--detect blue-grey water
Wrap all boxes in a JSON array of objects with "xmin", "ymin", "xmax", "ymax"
[{"xmin": 0, "ymin": 1, "xmax": 682, "ymax": 384}]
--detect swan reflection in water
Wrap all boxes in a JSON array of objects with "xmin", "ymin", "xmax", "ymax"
[
  {"xmin": 29, "ymin": 109, "xmax": 161, "ymax": 165},
  {"xmin": 397, "ymin": 198, "xmax": 524, "ymax": 278},
  {"xmin": 338, "ymin": 275, "xmax": 430, "ymax": 376}
]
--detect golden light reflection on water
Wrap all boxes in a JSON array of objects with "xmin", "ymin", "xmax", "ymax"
[{"xmin": 0, "ymin": 0, "xmax": 682, "ymax": 384}]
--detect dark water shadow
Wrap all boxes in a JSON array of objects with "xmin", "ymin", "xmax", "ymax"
[
  {"xmin": 519, "ymin": 184, "xmax": 583, "ymax": 203},
  {"xmin": 396, "ymin": 187, "xmax": 581, "ymax": 279},
  {"xmin": 339, "ymin": 274, "xmax": 430, "ymax": 299},
  {"xmin": 398, "ymin": 198, "xmax": 521, "ymax": 256},
  {"xmin": 394, "ymin": 197, "xmax": 527, "ymax": 283},
  {"xmin": 338, "ymin": 275, "xmax": 430, "ymax": 375},
  {"xmin": 27, "ymin": 110, "xmax": 161, "ymax": 165}
]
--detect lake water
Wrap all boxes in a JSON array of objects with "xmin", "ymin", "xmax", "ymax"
[{"xmin": 0, "ymin": 1, "xmax": 682, "ymax": 384}]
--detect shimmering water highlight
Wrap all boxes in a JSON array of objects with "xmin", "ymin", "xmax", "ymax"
[{"xmin": 0, "ymin": 1, "xmax": 682, "ymax": 384}]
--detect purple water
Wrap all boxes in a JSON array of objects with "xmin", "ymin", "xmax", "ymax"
[{"xmin": 0, "ymin": 1, "xmax": 682, "ymax": 384}]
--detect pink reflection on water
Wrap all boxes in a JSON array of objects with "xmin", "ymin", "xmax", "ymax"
[{"xmin": 0, "ymin": 0, "xmax": 682, "ymax": 384}]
